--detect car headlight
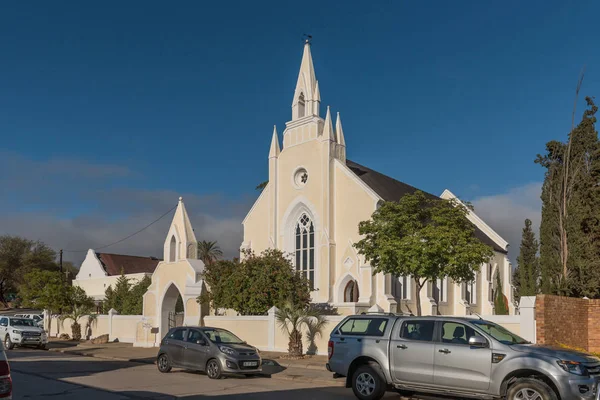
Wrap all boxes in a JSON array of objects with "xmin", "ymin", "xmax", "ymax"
[
  {"xmin": 219, "ymin": 346, "xmax": 236, "ymax": 356},
  {"xmin": 557, "ymin": 360, "xmax": 588, "ymax": 376},
  {"xmin": 12, "ymin": 330, "xmax": 21, "ymax": 335}
]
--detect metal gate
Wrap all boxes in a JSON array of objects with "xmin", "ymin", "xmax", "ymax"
[{"xmin": 168, "ymin": 311, "xmax": 184, "ymax": 330}]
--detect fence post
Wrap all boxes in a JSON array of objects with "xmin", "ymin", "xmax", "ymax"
[
  {"xmin": 108, "ymin": 308, "xmax": 118, "ymax": 341},
  {"xmin": 268, "ymin": 307, "xmax": 277, "ymax": 351},
  {"xmin": 519, "ymin": 296, "xmax": 537, "ymax": 343}
]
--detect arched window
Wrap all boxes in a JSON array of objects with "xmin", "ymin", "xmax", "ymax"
[
  {"xmin": 169, "ymin": 236, "xmax": 176, "ymax": 262},
  {"xmin": 187, "ymin": 243, "xmax": 195, "ymax": 259},
  {"xmin": 297, "ymin": 92, "xmax": 305, "ymax": 118},
  {"xmin": 295, "ymin": 213, "xmax": 314, "ymax": 288},
  {"xmin": 344, "ymin": 280, "xmax": 359, "ymax": 303}
]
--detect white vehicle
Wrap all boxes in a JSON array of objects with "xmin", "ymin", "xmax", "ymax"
[
  {"xmin": 0, "ymin": 317, "xmax": 48, "ymax": 350},
  {"xmin": 0, "ymin": 340, "xmax": 12, "ymax": 399},
  {"xmin": 13, "ymin": 313, "xmax": 43, "ymax": 328}
]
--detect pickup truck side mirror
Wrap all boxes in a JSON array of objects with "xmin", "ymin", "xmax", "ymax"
[{"xmin": 469, "ymin": 335, "xmax": 487, "ymax": 348}]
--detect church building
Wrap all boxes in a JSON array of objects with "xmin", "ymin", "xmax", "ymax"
[{"xmin": 241, "ymin": 41, "xmax": 515, "ymax": 316}]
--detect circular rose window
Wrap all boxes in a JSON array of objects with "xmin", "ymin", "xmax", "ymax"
[{"xmin": 293, "ymin": 168, "xmax": 308, "ymax": 188}]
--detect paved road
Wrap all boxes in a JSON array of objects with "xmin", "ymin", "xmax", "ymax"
[{"xmin": 8, "ymin": 348, "xmax": 400, "ymax": 399}]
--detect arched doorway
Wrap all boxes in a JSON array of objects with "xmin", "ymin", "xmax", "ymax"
[{"xmin": 160, "ymin": 283, "xmax": 185, "ymax": 337}]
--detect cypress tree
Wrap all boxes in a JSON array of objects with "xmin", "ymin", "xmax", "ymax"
[
  {"xmin": 494, "ymin": 270, "xmax": 509, "ymax": 315},
  {"xmin": 516, "ymin": 219, "xmax": 539, "ymax": 298}
]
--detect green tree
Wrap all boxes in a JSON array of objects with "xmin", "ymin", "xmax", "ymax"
[
  {"xmin": 0, "ymin": 235, "xmax": 57, "ymax": 306},
  {"xmin": 111, "ymin": 273, "xmax": 131, "ymax": 313},
  {"xmin": 19, "ymin": 269, "xmax": 70, "ymax": 335},
  {"xmin": 275, "ymin": 302, "xmax": 325, "ymax": 357},
  {"xmin": 200, "ymin": 249, "xmax": 311, "ymax": 315},
  {"xmin": 60, "ymin": 286, "xmax": 95, "ymax": 340},
  {"xmin": 494, "ymin": 270, "xmax": 509, "ymax": 315},
  {"xmin": 197, "ymin": 241, "xmax": 223, "ymax": 266},
  {"xmin": 354, "ymin": 191, "xmax": 494, "ymax": 316},
  {"xmin": 536, "ymin": 97, "xmax": 600, "ymax": 297},
  {"xmin": 122, "ymin": 275, "xmax": 151, "ymax": 315},
  {"xmin": 515, "ymin": 219, "xmax": 539, "ymax": 301}
]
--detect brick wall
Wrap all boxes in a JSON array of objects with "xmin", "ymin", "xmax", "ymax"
[{"xmin": 536, "ymin": 294, "xmax": 598, "ymax": 351}]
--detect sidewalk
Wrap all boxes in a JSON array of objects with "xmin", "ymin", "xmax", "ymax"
[{"xmin": 47, "ymin": 340, "xmax": 341, "ymax": 387}]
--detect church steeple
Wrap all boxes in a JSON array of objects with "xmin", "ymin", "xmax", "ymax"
[
  {"xmin": 269, "ymin": 125, "xmax": 280, "ymax": 159},
  {"xmin": 336, "ymin": 112, "xmax": 346, "ymax": 162},
  {"xmin": 322, "ymin": 106, "xmax": 334, "ymax": 141},
  {"xmin": 291, "ymin": 40, "xmax": 320, "ymax": 120},
  {"xmin": 164, "ymin": 197, "xmax": 198, "ymax": 262}
]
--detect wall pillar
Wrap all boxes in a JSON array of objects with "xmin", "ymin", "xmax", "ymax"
[
  {"xmin": 108, "ymin": 308, "xmax": 118, "ymax": 341},
  {"xmin": 267, "ymin": 306, "xmax": 277, "ymax": 351},
  {"xmin": 519, "ymin": 296, "xmax": 536, "ymax": 344}
]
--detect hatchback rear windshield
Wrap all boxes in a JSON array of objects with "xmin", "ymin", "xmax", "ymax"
[{"xmin": 338, "ymin": 317, "xmax": 388, "ymax": 337}]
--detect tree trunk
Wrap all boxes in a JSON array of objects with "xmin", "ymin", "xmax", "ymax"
[
  {"xmin": 71, "ymin": 322, "xmax": 82, "ymax": 341},
  {"xmin": 414, "ymin": 279, "xmax": 425, "ymax": 316},
  {"xmin": 0, "ymin": 281, "xmax": 7, "ymax": 308},
  {"xmin": 288, "ymin": 329, "xmax": 303, "ymax": 357}
]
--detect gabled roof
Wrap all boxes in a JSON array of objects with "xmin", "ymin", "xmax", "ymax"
[
  {"xmin": 346, "ymin": 160, "xmax": 507, "ymax": 254},
  {"xmin": 96, "ymin": 253, "xmax": 161, "ymax": 276}
]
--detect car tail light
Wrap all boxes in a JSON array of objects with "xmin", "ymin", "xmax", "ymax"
[
  {"xmin": 328, "ymin": 340, "xmax": 334, "ymax": 360},
  {"xmin": 0, "ymin": 361, "xmax": 11, "ymax": 399}
]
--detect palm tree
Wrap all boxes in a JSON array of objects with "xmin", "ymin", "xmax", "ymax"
[
  {"xmin": 305, "ymin": 313, "xmax": 328, "ymax": 355},
  {"xmin": 275, "ymin": 302, "xmax": 325, "ymax": 357},
  {"xmin": 197, "ymin": 240, "xmax": 223, "ymax": 265},
  {"xmin": 60, "ymin": 304, "xmax": 95, "ymax": 341}
]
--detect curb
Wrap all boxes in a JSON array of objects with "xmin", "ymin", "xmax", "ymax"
[{"xmin": 48, "ymin": 348, "xmax": 342, "ymax": 387}]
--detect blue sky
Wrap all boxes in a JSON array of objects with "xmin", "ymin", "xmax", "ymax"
[{"xmin": 1, "ymin": 1, "xmax": 599, "ymax": 263}]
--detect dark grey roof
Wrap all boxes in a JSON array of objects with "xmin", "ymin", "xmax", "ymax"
[{"xmin": 346, "ymin": 160, "xmax": 507, "ymax": 254}]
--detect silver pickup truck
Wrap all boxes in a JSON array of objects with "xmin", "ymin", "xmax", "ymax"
[{"xmin": 326, "ymin": 314, "xmax": 600, "ymax": 400}]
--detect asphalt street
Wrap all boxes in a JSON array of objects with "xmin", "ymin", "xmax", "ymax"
[{"xmin": 7, "ymin": 348, "xmax": 400, "ymax": 399}]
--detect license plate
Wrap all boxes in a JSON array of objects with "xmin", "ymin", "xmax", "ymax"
[{"xmin": 243, "ymin": 361, "xmax": 258, "ymax": 367}]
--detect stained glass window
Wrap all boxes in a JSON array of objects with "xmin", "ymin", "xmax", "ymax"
[{"xmin": 295, "ymin": 213, "xmax": 315, "ymax": 288}]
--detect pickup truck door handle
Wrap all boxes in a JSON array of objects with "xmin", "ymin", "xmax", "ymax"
[
  {"xmin": 397, "ymin": 344, "xmax": 407, "ymax": 349},
  {"xmin": 438, "ymin": 348, "xmax": 451, "ymax": 354},
  {"xmin": 357, "ymin": 339, "xmax": 362, "ymax": 343},
  {"xmin": 339, "ymin": 337, "xmax": 345, "ymax": 341}
]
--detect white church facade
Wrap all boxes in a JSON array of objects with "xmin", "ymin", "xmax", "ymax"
[{"xmin": 241, "ymin": 42, "xmax": 515, "ymax": 316}]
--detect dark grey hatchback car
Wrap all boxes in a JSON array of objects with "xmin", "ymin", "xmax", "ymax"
[{"xmin": 157, "ymin": 326, "xmax": 262, "ymax": 379}]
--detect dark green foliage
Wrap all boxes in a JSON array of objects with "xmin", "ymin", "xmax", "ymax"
[
  {"xmin": 354, "ymin": 191, "xmax": 494, "ymax": 316},
  {"xmin": 494, "ymin": 270, "xmax": 509, "ymax": 315},
  {"xmin": 200, "ymin": 249, "xmax": 311, "ymax": 315},
  {"xmin": 0, "ymin": 235, "xmax": 58, "ymax": 306},
  {"xmin": 536, "ymin": 97, "xmax": 600, "ymax": 297},
  {"xmin": 103, "ymin": 273, "xmax": 151, "ymax": 315},
  {"xmin": 175, "ymin": 294, "xmax": 184, "ymax": 313},
  {"xmin": 197, "ymin": 240, "xmax": 223, "ymax": 266},
  {"xmin": 515, "ymin": 219, "xmax": 539, "ymax": 301}
]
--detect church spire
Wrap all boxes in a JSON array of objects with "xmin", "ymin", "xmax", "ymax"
[
  {"xmin": 322, "ymin": 106, "xmax": 334, "ymax": 141},
  {"xmin": 336, "ymin": 112, "xmax": 346, "ymax": 162},
  {"xmin": 269, "ymin": 125, "xmax": 280, "ymax": 158},
  {"xmin": 291, "ymin": 40, "xmax": 319, "ymax": 120},
  {"xmin": 336, "ymin": 112, "xmax": 345, "ymax": 147},
  {"xmin": 164, "ymin": 197, "xmax": 198, "ymax": 262}
]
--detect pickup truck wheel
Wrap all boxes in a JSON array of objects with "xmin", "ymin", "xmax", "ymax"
[
  {"xmin": 351, "ymin": 364, "xmax": 386, "ymax": 400},
  {"xmin": 4, "ymin": 335, "xmax": 14, "ymax": 350},
  {"xmin": 507, "ymin": 378, "xmax": 558, "ymax": 400}
]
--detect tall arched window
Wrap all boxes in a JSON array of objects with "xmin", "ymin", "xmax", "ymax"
[
  {"xmin": 295, "ymin": 213, "xmax": 314, "ymax": 288},
  {"xmin": 344, "ymin": 280, "xmax": 359, "ymax": 303},
  {"xmin": 169, "ymin": 236, "xmax": 176, "ymax": 262},
  {"xmin": 297, "ymin": 92, "xmax": 305, "ymax": 118}
]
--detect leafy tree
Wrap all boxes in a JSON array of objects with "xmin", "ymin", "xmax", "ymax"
[
  {"xmin": 122, "ymin": 275, "xmax": 151, "ymax": 315},
  {"xmin": 494, "ymin": 270, "xmax": 509, "ymax": 315},
  {"xmin": 536, "ymin": 96, "xmax": 600, "ymax": 297},
  {"xmin": 60, "ymin": 286, "xmax": 95, "ymax": 340},
  {"xmin": 354, "ymin": 191, "xmax": 494, "ymax": 316},
  {"xmin": 515, "ymin": 219, "xmax": 539, "ymax": 301},
  {"xmin": 197, "ymin": 241, "xmax": 223, "ymax": 266},
  {"xmin": 0, "ymin": 235, "xmax": 57, "ymax": 306},
  {"xmin": 200, "ymin": 249, "xmax": 311, "ymax": 315},
  {"xmin": 102, "ymin": 273, "xmax": 151, "ymax": 315},
  {"xmin": 19, "ymin": 269, "xmax": 72, "ymax": 335},
  {"xmin": 275, "ymin": 302, "xmax": 325, "ymax": 357}
]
